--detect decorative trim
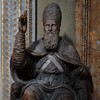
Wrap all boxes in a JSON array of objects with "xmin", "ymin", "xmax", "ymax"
[
  {"xmin": 75, "ymin": 0, "xmax": 89, "ymax": 66},
  {"xmin": 84, "ymin": 0, "xmax": 89, "ymax": 65},
  {"xmin": 1, "ymin": 1, "xmax": 36, "ymax": 99},
  {"xmin": 2, "ymin": 0, "xmax": 19, "ymax": 99},
  {"xmin": 1, "ymin": 0, "xmax": 4, "ymax": 100}
]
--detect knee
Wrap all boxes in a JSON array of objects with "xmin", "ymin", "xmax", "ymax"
[
  {"xmin": 24, "ymin": 89, "xmax": 33, "ymax": 96},
  {"xmin": 11, "ymin": 82, "xmax": 21, "ymax": 93},
  {"xmin": 23, "ymin": 88, "xmax": 37, "ymax": 99},
  {"xmin": 11, "ymin": 83, "xmax": 18, "ymax": 90},
  {"xmin": 11, "ymin": 82, "xmax": 23, "ymax": 90},
  {"xmin": 10, "ymin": 82, "xmax": 23, "ymax": 99}
]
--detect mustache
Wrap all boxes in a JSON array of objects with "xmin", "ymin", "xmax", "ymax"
[{"xmin": 45, "ymin": 31, "xmax": 55, "ymax": 35}]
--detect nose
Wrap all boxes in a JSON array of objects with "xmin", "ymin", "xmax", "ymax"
[{"xmin": 48, "ymin": 26, "xmax": 52, "ymax": 31}]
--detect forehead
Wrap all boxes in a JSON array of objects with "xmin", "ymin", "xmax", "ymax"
[{"xmin": 44, "ymin": 20, "xmax": 57, "ymax": 24}]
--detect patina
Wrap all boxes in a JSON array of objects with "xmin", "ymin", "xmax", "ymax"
[{"xmin": 10, "ymin": 3, "xmax": 93, "ymax": 100}]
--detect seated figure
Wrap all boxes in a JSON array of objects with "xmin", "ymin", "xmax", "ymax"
[{"xmin": 10, "ymin": 3, "xmax": 93, "ymax": 100}]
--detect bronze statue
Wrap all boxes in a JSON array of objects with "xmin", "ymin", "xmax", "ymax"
[{"xmin": 10, "ymin": 3, "xmax": 93, "ymax": 100}]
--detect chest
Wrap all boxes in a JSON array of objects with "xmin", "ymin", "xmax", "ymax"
[{"xmin": 35, "ymin": 53, "xmax": 69, "ymax": 74}]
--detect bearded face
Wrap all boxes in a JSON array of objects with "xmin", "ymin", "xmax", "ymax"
[{"xmin": 43, "ymin": 20, "xmax": 60, "ymax": 50}]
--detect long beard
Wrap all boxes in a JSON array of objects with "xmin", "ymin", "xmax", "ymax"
[{"xmin": 43, "ymin": 31, "xmax": 59, "ymax": 49}]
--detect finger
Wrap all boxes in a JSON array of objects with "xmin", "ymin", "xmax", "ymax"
[
  {"xmin": 23, "ymin": 10, "xmax": 27, "ymax": 16},
  {"xmin": 21, "ymin": 10, "xmax": 27, "ymax": 17},
  {"xmin": 18, "ymin": 17, "xmax": 21, "ymax": 21},
  {"xmin": 19, "ymin": 15, "xmax": 27, "ymax": 24},
  {"xmin": 23, "ymin": 11, "xmax": 27, "ymax": 20},
  {"xmin": 18, "ymin": 20, "xmax": 22, "ymax": 28}
]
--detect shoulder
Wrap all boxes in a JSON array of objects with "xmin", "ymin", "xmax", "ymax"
[
  {"xmin": 26, "ymin": 38, "xmax": 47, "ymax": 56},
  {"xmin": 56, "ymin": 35, "xmax": 83, "ymax": 66}
]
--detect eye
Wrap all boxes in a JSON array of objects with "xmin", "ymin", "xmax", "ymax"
[
  {"xmin": 45, "ymin": 24, "xmax": 50, "ymax": 27},
  {"xmin": 52, "ymin": 24, "xmax": 56, "ymax": 27}
]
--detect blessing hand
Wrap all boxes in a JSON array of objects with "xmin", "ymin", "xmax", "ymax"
[{"xmin": 18, "ymin": 10, "xmax": 27, "ymax": 33}]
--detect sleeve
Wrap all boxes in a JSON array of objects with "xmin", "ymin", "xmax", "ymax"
[
  {"xmin": 10, "ymin": 53, "xmax": 38, "ymax": 82},
  {"xmin": 71, "ymin": 66, "xmax": 93, "ymax": 100}
]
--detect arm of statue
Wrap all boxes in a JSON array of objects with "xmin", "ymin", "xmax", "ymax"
[
  {"xmin": 71, "ymin": 66, "xmax": 93, "ymax": 100},
  {"xmin": 12, "ymin": 11, "xmax": 27, "ymax": 67},
  {"xmin": 11, "ymin": 11, "xmax": 37, "ymax": 81}
]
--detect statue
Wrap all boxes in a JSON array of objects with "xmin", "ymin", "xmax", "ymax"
[{"xmin": 10, "ymin": 3, "xmax": 93, "ymax": 100}]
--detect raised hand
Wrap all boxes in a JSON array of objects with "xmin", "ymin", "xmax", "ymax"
[{"xmin": 18, "ymin": 10, "xmax": 27, "ymax": 33}]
